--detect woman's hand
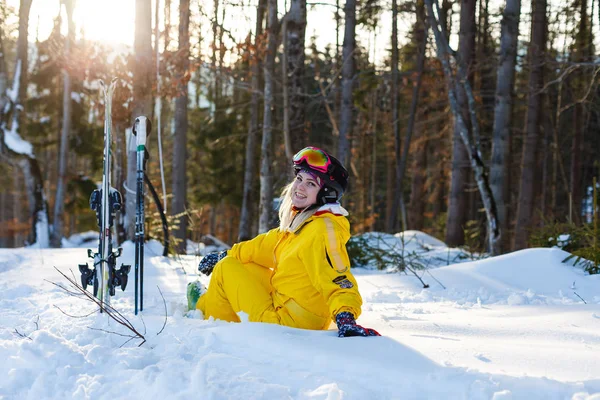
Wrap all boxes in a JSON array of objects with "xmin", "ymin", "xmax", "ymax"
[
  {"xmin": 335, "ymin": 312, "xmax": 381, "ymax": 337},
  {"xmin": 197, "ymin": 250, "xmax": 227, "ymax": 276}
]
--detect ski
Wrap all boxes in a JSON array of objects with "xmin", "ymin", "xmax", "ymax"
[
  {"xmin": 79, "ymin": 78, "xmax": 130, "ymax": 312},
  {"xmin": 133, "ymin": 116, "xmax": 151, "ymax": 314}
]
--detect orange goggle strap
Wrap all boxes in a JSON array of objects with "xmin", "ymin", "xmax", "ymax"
[{"xmin": 293, "ymin": 147, "xmax": 331, "ymax": 173}]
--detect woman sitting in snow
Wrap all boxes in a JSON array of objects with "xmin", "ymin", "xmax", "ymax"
[{"xmin": 188, "ymin": 146, "xmax": 380, "ymax": 338}]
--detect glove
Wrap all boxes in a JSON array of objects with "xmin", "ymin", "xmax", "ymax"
[
  {"xmin": 198, "ymin": 250, "xmax": 227, "ymax": 276},
  {"xmin": 335, "ymin": 312, "xmax": 381, "ymax": 338}
]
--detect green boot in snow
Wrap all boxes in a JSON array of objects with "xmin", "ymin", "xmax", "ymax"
[{"xmin": 186, "ymin": 280, "xmax": 205, "ymax": 311}]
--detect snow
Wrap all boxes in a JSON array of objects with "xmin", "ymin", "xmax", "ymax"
[
  {"xmin": 61, "ymin": 231, "xmax": 101, "ymax": 248},
  {"xmin": 2, "ymin": 58, "xmax": 34, "ymax": 156},
  {"xmin": 186, "ymin": 234, "xmax": 231, "ymax": 256},
  {"xmin": 1, "ymin": 233, "xmax": 600, "ymax": 399},
  {"xmin": 350, "ymin": 230, "xmax": 485, "ymax": 270},
  {"xmin": 3, "ymin": 124, "xmax": 34, "ymax": 156},
  {"xmin": 29, "ymin": 210, "xmax": 50, "ymax": 248},
  {"xmin": 6, "ymin": 60, "xmax": 21, "ymax": 103},
  {"xmin": 71, "ymin": 92, "xmax": 82, "ymax": 103}
]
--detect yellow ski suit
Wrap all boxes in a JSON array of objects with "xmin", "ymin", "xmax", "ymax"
[{"xmin": 196, "ymin": 210, "xmax": 363, "ymax": 330}]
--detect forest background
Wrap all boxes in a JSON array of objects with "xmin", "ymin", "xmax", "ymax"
[{"xmin": 1, "ymin": 0, "xmax": 599, "ymax": 257}]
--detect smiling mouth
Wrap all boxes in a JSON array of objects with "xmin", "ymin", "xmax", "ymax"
[{"xmin": 295, "ymin": 192, "xmax": 307, "ymax": 199}]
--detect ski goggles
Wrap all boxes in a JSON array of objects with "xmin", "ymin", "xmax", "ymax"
[{"xmin": 293, "ymin": 147, "xmax": 331, "ymax": 174}]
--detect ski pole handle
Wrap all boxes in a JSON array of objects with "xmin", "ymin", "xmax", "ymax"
[{"xmin": 133, "ymin": 116, "xmax": 152, "ymax": 148}]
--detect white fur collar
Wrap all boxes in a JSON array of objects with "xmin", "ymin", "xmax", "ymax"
[{"xmin": 316, "ymin": 203, "xmax": 349, "ymax": 216}]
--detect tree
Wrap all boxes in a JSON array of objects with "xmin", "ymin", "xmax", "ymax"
[
  {"xmin": 513, "ymin": 0, "xmax": 546, "ymax": 250},
  {"xmin": 127, "ymin": 0, "xmax": 154, "ymax": 242},
  {"xmin": 569, "ymin": 0, "xmax": 591, "ymax": 221},
  {"xmin": 0, "ymin": 0, "xmax": 50, "ymax": 247},
  {"xmin": 172, "ymin": 0, "xmax": 190, "ymax": 253},
  {"xmin": 239, "ymin": 0, "xmax": 266, "ymax": 241},
  {"xmin": 395, "ymin": 0, "xmax": 428, "ymax": 232},
  {"xmin": 258, "ymin": 0, "xmax": 278, "ymax": 233},
  {"xmin": 338, "ymin": 0, "xmax": 356, "ymax": 167},
  {"xmin": 425, "ymin": 0, "xmax": 500, "ymax": 254},
  {"xmin": 51, "ymin": 0, "xmax": 76, "ymax": 247},
  {"xmin": 490, "ymin": 0, "xmax": 521, "ymax": 252},
  {"xmin": 389, "ymin": 0, "xmax": 401, "ymax": 232},
  {"xmin": 445, "ymin": 0, "xmax": 476, "ymax": 247},
  {"xmin": 284, "ymin": 0, "xmax": 307, "ymax": 154}
]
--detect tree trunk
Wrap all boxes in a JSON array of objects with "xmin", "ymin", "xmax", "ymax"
[
  {"xmin": 425, "ymin": 0, "xmax": 500, "ymax": 254},
  {"xmin": 490, "ymin": 0, "xmax": 521, "ymax": 252},
  {"xmin": 17, "ymin": 157, "xmax": 48, "ymax": 246},
  {"xmin": 385, "ymin": 135, "xmax": 395, "ymax": 232},
  {"xmin": 14, "ymin": 0, "xmax": 31, "ymax": 118},
  {"xmin": 285, "ymin": 0, "xmax": 307, "ymax": 153},
  {"xmin": 239, "ymin": 0, "xmax": 266, "ymax": 241},
  {"xmin": 513, "ymin": 0, "xmax": 546, "ymax": 250},
  {"xmin": 389, "ymin": 0, "xmax": 401, "ymax": 232},
  {"xmin": 258, "ymin": 0, "xmax": 278, "ymax": 233},
  {"xmin": 127, "ymin": 0, "xmax": 154, "ymax": 242},
  {"xmin": 445, "ymin": 0, "xmax": 476, "ymax": 247},
  {"xmin": 440, "ymin": 0, "xmax": 452, "ymax": 38},
  {"xmin": 51, "ymin": 0, "xmax": 75, "ymax": 248},
  {"xmin": 154, "ymin": 0, "xmax": 168, "ymax": 217},
  {"xmin": 172, "ymin": 0, "xmax": 190, "ymax": 253},
  {"xmin": 409, "ymin": 139, "xmax": 427, "ymax": 230},
  {"xmin": 282, "ymin": 18, "xmax": 292, "ymax": 160},
  {"xmin": 0, "ymin": 0, "xmax": 49, "ymax": 247},
  {"xmin": 212, "ymin": 0, "xmax": 220, "ymax": 116},
  {"xmin": 569, "ymin": 0, "xmax": 589, "ymax": 221},
  {"xmin": 333, "ymin": 0, "xmax": 342, "ymax": 152},
  {"xmin": 396, "ymin": 0, "xmax": 427, "ymax": 232},
  {"xmin": 369, "ymin": 90, "xmax": 378, "ymax": 231},
  {"xmin": 337, "ymin": 0, "xmax": 356, "ymax": 166}
]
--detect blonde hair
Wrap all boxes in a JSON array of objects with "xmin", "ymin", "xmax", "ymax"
[{"xmin": 278, "ymin": 181, "xmax": 319, "ymax": 232}]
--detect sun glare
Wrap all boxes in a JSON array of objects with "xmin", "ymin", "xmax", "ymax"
[
  {"xmin": 73, "ymin": 0, "xmax": 136, "ymax": 47},
  {"xmin": 24, "ymin": 0, "xmax": 136, "ymax": 49}
]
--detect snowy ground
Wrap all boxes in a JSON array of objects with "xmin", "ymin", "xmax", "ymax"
[{"xmin": 1, "ymin": 233, "xmax": 600, "ymax": 399}]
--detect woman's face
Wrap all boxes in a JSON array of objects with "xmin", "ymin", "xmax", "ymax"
[{"xmin": 291, "ymin": 171, "xmax": 321, "ymax": 209}]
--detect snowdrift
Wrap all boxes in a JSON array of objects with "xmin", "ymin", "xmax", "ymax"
[{"xmin": 1, "ymin": 232, "xmax": 599, "ymax": 399}]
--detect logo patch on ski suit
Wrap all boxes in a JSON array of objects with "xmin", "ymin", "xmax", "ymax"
[
  {"xmin": 323, "ymin": 218, "xmax": 349, "ymax": 273},
  {"xmin": 332, "ymin": 275, "xmax": 354, "ymax": 289}
]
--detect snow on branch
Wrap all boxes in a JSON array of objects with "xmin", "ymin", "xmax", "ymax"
[
  {"xmin": 3, "ymin": 125, "xmax": 33, "ymax": 157},
  {"xmin": 6, "ymin": 60, "xmax": 21, "ymax": 103}
]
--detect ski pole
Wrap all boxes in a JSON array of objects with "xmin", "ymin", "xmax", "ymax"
[{"xmin": 133, "ymin": 116, "xmax": 150, "ymax": 314}]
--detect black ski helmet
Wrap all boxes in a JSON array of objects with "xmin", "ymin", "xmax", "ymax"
[{"xmin": 292, "ymin": 147, "xmax": 349, "ymax": 205}]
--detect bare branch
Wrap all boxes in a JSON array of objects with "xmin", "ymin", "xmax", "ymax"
[
  {"xmin": 425, "ymin": 269, "xmax": 447, "ymax": 289},
  {"xmin": 558, "ymin": 67, "xmax": 600, "ymax": 114},
  {"xmin": 54, "ymin": 305, "xmax": 99, "ymax": 318},
  {"xmin": 52, "ymin": 267, "xmax": 146, "ymax": 346},
  {"xmin": 88, "ymin": 327, "xmax": 138, "ymax": 339},
  {"xmin": 157, "ymin": 286, "xmax": 168, "ymax": 336},
  {"xmin": 45, "ymin": 279, "xmax": 88, "ymax": 298},
  {"xmin": 403, "ymin": 265, "xmax": 430, "ymax": 288},
  {"xmin": 573, "ymin": 291, "xmax": 587, "ymax": 304},
  {"xmin": 425, "ymin": 0, "xmax": 501, "ymax": 255},
  {"xmin": 13, "ymin": 328, "xmax": 33, "ymax": 341}
]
